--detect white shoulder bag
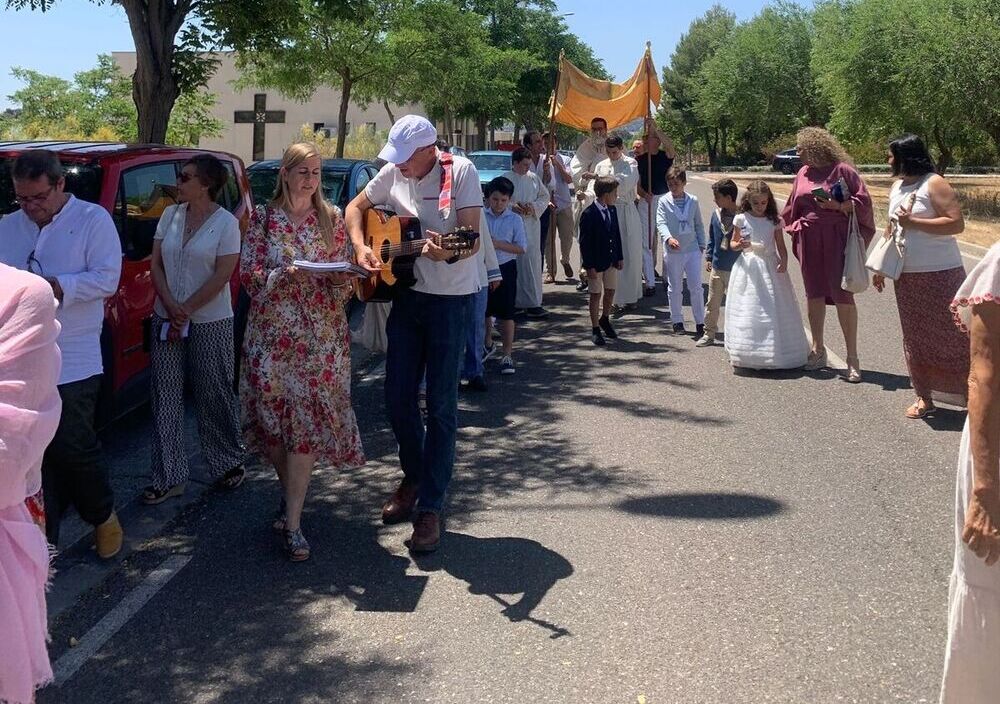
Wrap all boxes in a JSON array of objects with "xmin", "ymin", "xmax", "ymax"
[
  {"xmin": 865, "ymin": 179, "xmax": 924, "ymax": 280},
  {"xmin": 841, "ymin": 211, "xmax": 869, "ymax": 294}
]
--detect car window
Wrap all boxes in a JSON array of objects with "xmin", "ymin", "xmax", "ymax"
[
  {"xmin": 469, "ymin": 154, "xmax": 511, "ymax": 172},
  {"xmin": 115, "ymin": 161, "xmax": 180, "ymax": 261},
  {"xmin": 218, "ymin": 161, "xmax": 240, "ymax": 214},
  {"xmin": 247, "ymin": 169, "xmax": 277, "ymax": 208}
]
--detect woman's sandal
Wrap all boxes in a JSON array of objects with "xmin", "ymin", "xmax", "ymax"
[
  {"xmin": 272, "ymin": 498, "xmax": 287, "ymax": 532},
  {"xmin": 905, "ymin": 400, "xmax": 936, "ymax": 419},
  {"xmin": 805, "ymin": 349, "xmax": 828, "ymax": 371},
  {"xmin": 214, "ymin": 465, "xmax": 246, "ymax": 491},
  {"xmin": 284, "ymin": 528, "xmax": 311, "ymax": 562},
  {"xmin": 141, "ymin": 483, "xmax": 185, "ymax": 505},
  {"xmin": 844, "ymin": 356, "xmax": 863, "ymax": 384}
]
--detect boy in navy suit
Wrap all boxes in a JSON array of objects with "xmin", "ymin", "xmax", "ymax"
[{"xmin": 579, "ymin": 176, "xmax": 624, "ymax": 346}]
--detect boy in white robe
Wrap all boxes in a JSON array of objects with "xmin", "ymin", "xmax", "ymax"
[{"xmin": 503, "ymin": 147, "xmax": 550, "ymax": 319}]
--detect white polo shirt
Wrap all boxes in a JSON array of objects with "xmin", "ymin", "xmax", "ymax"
[
  {"xmin": 153, "ymin": 204, "xmax": 242, "ymax": 323},
  {"xmin": 0, "ymin": 195, "xmax": 122, "ymax": 385},
  {"xmin": 364, "ymin": 152, "xmax": 483, "ymax": 296}
]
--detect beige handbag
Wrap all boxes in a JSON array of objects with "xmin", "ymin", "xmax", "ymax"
[
  {"xmin": 865, "ymin": 182, "xmax": 922, "ymax": 280},
  {"xmin": 841, "ymin": 211, "xmax": 869, "ymax": 294}
]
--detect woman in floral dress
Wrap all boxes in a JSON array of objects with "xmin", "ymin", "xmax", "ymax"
[{"xmin": 240, "ymin": 142, "xmax": 365, "ymax": 561}]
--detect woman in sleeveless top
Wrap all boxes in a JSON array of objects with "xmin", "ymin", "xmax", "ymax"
[{"xmin": 872, "ymin": 135, "xmax": 969, "ymax": 418}]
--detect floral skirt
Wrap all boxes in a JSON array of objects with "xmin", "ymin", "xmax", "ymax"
[{"xmin": 893, "ymin": 267, "xmax": 970, "ymax": 404}]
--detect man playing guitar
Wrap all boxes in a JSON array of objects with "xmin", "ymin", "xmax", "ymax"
[{"xmin": 345, "ymin": 115, "xmax": 482, "ymax": 553}]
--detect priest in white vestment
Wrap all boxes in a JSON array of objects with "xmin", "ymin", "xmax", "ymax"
[
  {"xmin": 589, "ymin": 135, "xmax": 643, "ymax": 307},
  {"xmin": 570, "ymin": 117, "xmax": 609, "ymax": 289},
  {"xmin": 504, "ymin": 147, "xmax": 551, "ymax": 317}
]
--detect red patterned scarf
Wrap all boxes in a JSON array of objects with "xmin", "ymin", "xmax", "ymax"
[{"xmin": 438, "ymin": 150, "xmax": 453, "ymax": 221}]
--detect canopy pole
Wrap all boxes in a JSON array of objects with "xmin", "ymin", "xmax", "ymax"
[
  {"xmin": 645, "ymin": 42, "xmax": 656, "ymax": 275},
  {"xmin": 545, "ymin": 50, "xmax": 564, "ymax": 281}
]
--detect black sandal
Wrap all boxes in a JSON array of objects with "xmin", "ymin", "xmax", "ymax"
[
  {"xmin": 284, "ymin": 528, "xmax": 310, "ymax": 562},
  {"xmin": 141, "ymin": 483, "xmax": 185, "ymax": 505},
  {"xmin": 214, "ymin": 465, "xmax": 246, "ymax": 491}
]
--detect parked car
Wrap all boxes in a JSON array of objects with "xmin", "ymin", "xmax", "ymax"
[
  {"xmin": 246, "ymin": 157, "xmax": 379, "ymax": 211},
  {"xmin": 0, "ymin": 140, "xmax": 253, "ymax": 426},
  {"xmin": 468, "ymin": 150, "xmax": 514, "ymax": 197},
  {"xmin": 772, "ymin": 148, "xmax": 802, "ymax": 175}
]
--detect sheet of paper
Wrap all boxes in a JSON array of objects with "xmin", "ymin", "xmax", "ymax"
[{"xmin": 292, "ymin": 260, "xmax": 370, "ymax": 277}]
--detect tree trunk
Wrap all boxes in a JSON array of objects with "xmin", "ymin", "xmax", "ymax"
[
  {"xmin": 120, "ymin": 0, "xmax": 190, "ymax": 143},
  {"xmin": 704, "ymin": 127, "xmax": 718, "ymax": 168},
  {"xmin": 476, "ymin": 114, "xmax": 488, "ymax": 150},
  {"xmin": 720, "ymin": 124, "xmax": 729, "ymax": 166},
  {"xmin": 932, "ymin": 123, "xmax": 953, "ymax": 175},
  {"xmin": 513, "ymin": 123, "xmax": 521, "ymax": 143},
  {"xmin": 383, "ymin": 99, "xmax": 396, "ymax": 125},
  {"xmin": 337, "ymin": 74, "xmax": 353, "ymax": 159}
]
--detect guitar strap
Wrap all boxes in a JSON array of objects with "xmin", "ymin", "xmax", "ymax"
[{"xmin": 438, "ymin": 150, "xmax": 454, "ymax": 221}]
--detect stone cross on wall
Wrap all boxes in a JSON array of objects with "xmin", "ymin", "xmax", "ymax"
[{"xmin": 234, "ymin": 93, "xmax": 286, "ymax": 162}]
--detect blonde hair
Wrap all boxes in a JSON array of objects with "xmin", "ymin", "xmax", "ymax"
[
  {"xmin": 796, "ymin": 127, "xmax": 850, "ymax": 168},
  {"xmin": 271, "ymin": 142, "xmax": 337, "ymax": 251}
]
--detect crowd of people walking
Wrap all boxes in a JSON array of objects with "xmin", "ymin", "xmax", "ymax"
[{"xmin": 0, "ymin": 113, "xmax": 998, "ymax": 703}]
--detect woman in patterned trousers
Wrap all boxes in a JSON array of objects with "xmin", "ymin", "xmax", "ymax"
[{"xmin": 142, "ymin": 155, "xmax": 247, "ymax": 504}]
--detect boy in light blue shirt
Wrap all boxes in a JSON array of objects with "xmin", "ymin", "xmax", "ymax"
[{"xmin": 482, "ymin": 177, "xmax": 527, "ymax": 375}]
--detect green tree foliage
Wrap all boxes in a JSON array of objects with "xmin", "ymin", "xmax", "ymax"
[
  {"xmin": 2, "ymin": 55, "xmax": 222, "ymax": 146},
  {"xmin": 660, "ymin": 5, "xmax": 736, "ymax": 167},
  {"xmin": 5, "ymin": 0, "xmax": 353, "ymax": 143},
  {"xmin": 695, "ymin": 2, "xmax": 825, "ymax": 162}
]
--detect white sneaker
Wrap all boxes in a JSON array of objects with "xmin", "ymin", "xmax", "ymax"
[
  {"xmin": 695, "ymin": 334, "xmax": 714, "ymax": 347},
  {"xmin": 500, "ymin": 356, "xmax": 515, "ymax": 375}
]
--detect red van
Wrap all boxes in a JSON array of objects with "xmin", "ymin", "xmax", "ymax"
[{"xmin": 0, "ymin": 141, "xmax": 253, "ymax": 425}]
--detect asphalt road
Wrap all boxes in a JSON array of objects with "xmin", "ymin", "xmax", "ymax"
[{"xmin": 39, "ymin": 176, "xmax": 977, "ymax": 703}]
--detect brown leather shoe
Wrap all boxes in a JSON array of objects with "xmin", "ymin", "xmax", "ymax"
[
  {"xmin": 407, "ymin": 511, "xmax": 440, "ymax": 553},
  {"xmin": 95, "ymin": 511, "xmax": 124, "ymax": 559},
  {"xmin": 381, "ymin": 481, "xmax": 418, "ymax": 525}
]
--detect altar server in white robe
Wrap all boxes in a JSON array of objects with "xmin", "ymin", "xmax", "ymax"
[
  {"xmin": 504, "ymin": 147, "xmax": 551, "ymax": 318},
  {"xmin": 590, "ymin": 135, "xmax": 643, "ymax": 307}
]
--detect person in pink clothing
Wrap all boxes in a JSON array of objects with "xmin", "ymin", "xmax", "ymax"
[
  {"xmin": 781, "ymin": 127, "xmax": 875, "ymax": 383},
  {"xmin": 0, "ymin": 262, "xmax": 62, "ymax": 704}
]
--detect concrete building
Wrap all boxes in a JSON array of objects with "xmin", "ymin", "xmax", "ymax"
[{"xmin": 113, "ymin": 52, "xmax": 435, "ymax": 163}]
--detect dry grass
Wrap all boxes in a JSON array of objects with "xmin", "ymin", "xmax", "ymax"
[{"xmin": 704, "ymin": 172, "xmax": 1000, "ymax": 249}]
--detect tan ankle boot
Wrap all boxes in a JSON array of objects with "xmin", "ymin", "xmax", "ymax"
[{"xmin": 95, "ymin": 511, "xmax": 124, "ymax": 559}]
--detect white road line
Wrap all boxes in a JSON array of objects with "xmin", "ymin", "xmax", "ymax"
[{"xmin": 53, "ymin": 553, "xmax": 192, "ymax": 686}]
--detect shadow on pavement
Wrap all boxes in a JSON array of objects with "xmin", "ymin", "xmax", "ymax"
[
  {"xmin": 412, "ymin": 532, "xmax": 574, "ymax": 639},
  {"xmin": 616, "ymin": 492, "xmax": 786, "ymax": 520}
]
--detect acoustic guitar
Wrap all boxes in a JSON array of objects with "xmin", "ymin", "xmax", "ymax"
[{"xmin": 356, "ymin": 208, "xmax": 479, "ymax": 302}]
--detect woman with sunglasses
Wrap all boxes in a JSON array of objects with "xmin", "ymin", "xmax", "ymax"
[{"xmin": 143, "ymin": 155, "xmax": 247, "ymax": 504}]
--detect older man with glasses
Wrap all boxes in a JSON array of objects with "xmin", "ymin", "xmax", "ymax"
[{"xmin": 0, "ymin": 149, "xmax": 124, "ymax": 558}]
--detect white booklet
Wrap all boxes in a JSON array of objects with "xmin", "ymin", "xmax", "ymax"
[{"xmin": 292, "ymin": 260, "xmax": 370, "ymax": 277}]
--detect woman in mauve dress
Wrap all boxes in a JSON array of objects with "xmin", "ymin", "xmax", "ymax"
[
  {"xmin": 781, "ymin": 127, "xmax": 875, "ymax": 383},
  {"xmin": 0, "ymin": 263, "xmax": 62, "ymax": 704},
  {"xmin": 872, "ymin": 134, "xmax": 970, "ymax": 418},
  {"xmin": 939, "ymin": 242, "xmax": 1000, "ymax": 703}
]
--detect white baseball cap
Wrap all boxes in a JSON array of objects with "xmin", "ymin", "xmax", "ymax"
[{"xmin": 378, "ymin": 115, "xmax": 438, "ymax": 164}]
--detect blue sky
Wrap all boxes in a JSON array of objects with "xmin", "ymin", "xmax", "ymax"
[{"xmin": 0, "ymin": 0, "xmax": 804, "ymax": 110}]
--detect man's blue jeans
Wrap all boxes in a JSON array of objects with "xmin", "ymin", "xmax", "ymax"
[
  {"xmin": 462, "ymin": 287, "xmax": 488, "ymax": 380},
  {"xmin": 385, "ymin": 288, "xmax": 471, "ymax": 514}
]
